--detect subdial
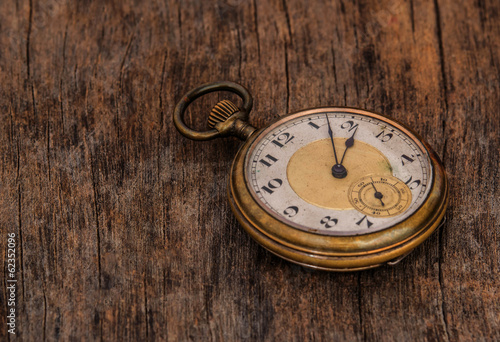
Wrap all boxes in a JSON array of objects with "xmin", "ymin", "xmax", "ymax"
[{"xmin": 348, "ymin": 175, "xmax": 412, "ymax": 217}]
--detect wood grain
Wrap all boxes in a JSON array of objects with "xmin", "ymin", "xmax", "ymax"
[{"xmin": 0, "ymin": 0, "xmax": 498, "ymax": 340}]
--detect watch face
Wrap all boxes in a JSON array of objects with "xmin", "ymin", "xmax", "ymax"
[{"xmin": 244, "ymin": 108, "xmax": 433, "ymax": 236}]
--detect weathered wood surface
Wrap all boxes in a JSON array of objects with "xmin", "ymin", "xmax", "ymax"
[{"xmin": 0, "ymin": 0, "xmax": 498, "ymax": 340}]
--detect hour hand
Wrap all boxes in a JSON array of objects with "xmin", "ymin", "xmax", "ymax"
[{"xmin": 339, "ymin": 127, "xmax": 358, "ymax": 165}]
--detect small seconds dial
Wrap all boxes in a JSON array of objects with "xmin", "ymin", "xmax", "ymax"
[
  {"xmin": 348, "ymin": 175, "xmax": 412, "ymax": 217},
  {"xmin": 245, "ymin": 110, "xmax": 432, "ymax": 236}
]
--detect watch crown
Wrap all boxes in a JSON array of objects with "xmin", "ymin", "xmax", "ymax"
[{"xmin": 208, "ymin": 100, "xmax": 239, "ymax": 128}]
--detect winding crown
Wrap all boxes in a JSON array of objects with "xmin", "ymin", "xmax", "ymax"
[{"xmin": 208, "ymin": 100, "xmax": 239, "ymax": 128}]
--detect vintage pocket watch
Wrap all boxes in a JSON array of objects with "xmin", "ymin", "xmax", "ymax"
[{"xmin": 173, "ymin": 81, "xmax": 448, "ymax": 271}]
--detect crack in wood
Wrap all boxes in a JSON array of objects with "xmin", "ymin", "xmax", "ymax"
[{"xmin": 253, "ymin": 0, "xmax": 261, "ymax": 62}]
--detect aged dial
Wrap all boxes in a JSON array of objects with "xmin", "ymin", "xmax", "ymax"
[{"xmin": 245, "ymin": 111, "xmax": 432, "ymax": 235}]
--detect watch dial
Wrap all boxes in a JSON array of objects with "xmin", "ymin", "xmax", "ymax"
[{"xmin": 245, "ymin": 109, "xmax": 433, "ymax": 235}]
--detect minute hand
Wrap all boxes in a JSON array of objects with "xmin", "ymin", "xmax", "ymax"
[
  {"xmin": 339, "ymin": 127, "xmax": 358, "ymax": 165},
  {"xmin": 326, "ymin": 114, "xmax": 340, "ymax": 165}
]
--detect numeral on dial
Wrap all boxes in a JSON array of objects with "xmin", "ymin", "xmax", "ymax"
[
  {"xmin": 261, "ymin": 178, "xmax": 283, "ymax": 194},
  {"xmin": 320, "ymin": 216, "xmax": 338, "ymax": 228},
  {"xmin": 404, "ymin": 176, "xmax": 421, "ymax": 190},
  {"xmin": 376, "ymin": 130, "xmax": 393, "ymax": 142},
  {"xmin": 283, "ymin": 206, "xmax": 299, "ymax": 217},
  {"xmin": 341, "ymin": 120, "xmax": 359, "ymax": 132},
  {"xmin": 259, "ymin": 154, "xmax": 278, "ymax": 167},
  {"xmin": 308, "ymin": 121, "xmax": 320, "ymax": 129},
  {"xmin": 356, "ymin": 215, "xmax": 373, "ymax": 228},
  {"xmin": 401, "ymin": 154, "xmax": 415, "ymax": 166},
  {"xmin": 271, "ymin": 132, "xmax": 294, "ymax": 148}
]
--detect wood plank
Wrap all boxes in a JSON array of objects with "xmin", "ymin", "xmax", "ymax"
[{"xmin": 0, "ymin": 0, "xmax": 498, "ymax": 340}]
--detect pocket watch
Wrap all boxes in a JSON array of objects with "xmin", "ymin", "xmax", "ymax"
[{"xmin": 173, "ymin": 81, "xmax": 448, "ymax": 271}]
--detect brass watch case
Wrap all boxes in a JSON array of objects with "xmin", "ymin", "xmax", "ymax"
[{"xmin": 228, "ymin": 107, "xmax": 448, "ymax": 271}]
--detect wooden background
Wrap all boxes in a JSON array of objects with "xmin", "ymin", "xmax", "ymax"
[{"xmin": 0, "ymin": 0, "xmax": 498, "ymax": 340}]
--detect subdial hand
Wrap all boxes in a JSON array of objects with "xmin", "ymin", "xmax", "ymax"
[
  {"xmin": 339, "ymin": 127, "xmax": 358, "ymax": 165},
  {"xmin": 370, "ymin": 178, "xmax": 385, "ymax": 207},
  {"xmin": 326, "ymin": 114, "xmax": 347, "ymax": 179}
]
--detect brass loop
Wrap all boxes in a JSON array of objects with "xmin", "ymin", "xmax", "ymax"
[{"xmin": 173, "ymin": 81, "xmax": 253, "ymax": 141}]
